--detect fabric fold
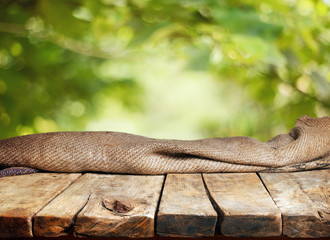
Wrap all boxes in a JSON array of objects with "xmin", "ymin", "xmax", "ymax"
[{"xmin": 0, "ymin": 115, "xmax": 329, "ymax": 175}]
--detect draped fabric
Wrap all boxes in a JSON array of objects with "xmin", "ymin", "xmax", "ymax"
[{"xmin": 0, "ymin": 115, "xmax": 329, "ymax": 176}]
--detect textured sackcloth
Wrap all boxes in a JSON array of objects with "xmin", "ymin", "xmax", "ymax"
[{"xmin": 0, "ymin": 115, "xmax": 329, "ymax": 176}]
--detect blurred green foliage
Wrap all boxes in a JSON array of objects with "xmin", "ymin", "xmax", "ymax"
[{"xmin": 0, "ymin": 0, "xmax": 329, "ymax": 141}]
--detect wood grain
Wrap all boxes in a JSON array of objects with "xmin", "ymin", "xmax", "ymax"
[
  {"xmin": 203, "ymin": 173, "xmax": 281, "ymax": 237},
  {"xmin": 0, "ymin": 173, "xmax": 81, "ymax": 238},
  {"xmin": 157, "ymin": 174, "xmax": 217, "ymax": 237},
  {"xmin": 260, "ymin": 169, "xmax": 330, "ymax": 238},
  {"xmin": 73, "ymin": 174, "xmax": 164, "ymax": 238},
  {"xmin": 34, "ymin": 174, "xmax": 98, "ymax": 237}
]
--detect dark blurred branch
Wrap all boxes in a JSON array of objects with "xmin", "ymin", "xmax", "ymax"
[
  {"xmin": 0, "ymin": 22, "xmax": 120, "ymax": 59},
  {"xmin": 0, "ymin": 0, "xmax": 11, "ymax": 8},
  {"xmin": 284, "ymin": 79, "xmax": 330, "ymax": 109},
  {"xmin": 0, "ymin": 22, "xmax": 28, "ymax": 35},
  {"xmin": 265, "ymin": 64, "xmax": 330, "ymax": 109},
  {"xmin": 50, "ymin": 35, "xmax": 121, "ymax": 59}
]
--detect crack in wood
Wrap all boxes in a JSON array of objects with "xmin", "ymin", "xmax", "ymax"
[
  {"xmin": 257, "ymin": 172, "xmax": 284, "ymax": 236},
  {"xmin": 201, "ymin": 173, "xmax": 222, "ymax": 235},
  {"xmin": 66, "ymin": 193, "xmax": 91, "ymax": 235},
  {"xmin": 32, "ymin": 174, "xmax": 83, "ymax": 236},
  {"xmin": 154, "ymin": 174, "xmax": 167, "ymax": 236}
]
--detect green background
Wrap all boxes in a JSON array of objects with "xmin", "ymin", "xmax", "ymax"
[{"xmin": 0, "ymin": 0, "xmax": 329, "ymax": 141}]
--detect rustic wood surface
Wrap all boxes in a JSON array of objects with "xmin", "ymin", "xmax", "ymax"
[
  {"xmin": 203, "ymin": 173, "xmax": 282, "ymax": 237},
  {"xmin": 157, "ymin": 174, "xmax": 217, "ymax": 237},
  {"xmin": 0, "ymin": 170, "xmax": 329, "ymax": 238},
  {"xmin": 260, "ymin": 169, "xmax": 330, "ymax": 238},
  {"xmin": 73, "ymin": 174, "xmax": 164, "ymax": 238},
  {"xmin": 34, "ymin": 174, "xmax": 98, "ymax": 237},
  {"xmin": 0, "ymin": 173, "xmax": 81, "ymax": 238}
]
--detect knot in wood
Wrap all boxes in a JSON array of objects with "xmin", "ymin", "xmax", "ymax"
[{"xmin": 102, "ymin": 199, "xmax": 133, "ymax": 214}]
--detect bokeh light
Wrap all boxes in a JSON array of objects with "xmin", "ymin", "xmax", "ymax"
[{"xmin": 0, "ymin": 0, "xmax": 329, "ymax": 141}]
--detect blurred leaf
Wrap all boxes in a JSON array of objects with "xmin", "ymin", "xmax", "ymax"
[{"xmin": 0, "ymin": 0, "xmax": 329, "ymax": 140}]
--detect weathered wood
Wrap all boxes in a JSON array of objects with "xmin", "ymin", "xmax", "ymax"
[
  {"xmin": 260, "ymin": 169, "xmax": 330, "ymax": 238},
  {"xmin": 0, "ymin": 173, "xmax": 81, "ymax": 238},
  {"xmin": 73, "ymin": 174, "xmax": 164, "ymax": 238},
  {"xmin": 203, "ymin": 173, "xmax": 281, "ymax": 237},
  {"xmin": 157, "ymin": 174, "xmax": 217, "ymax": 237},
  {"xmin": 34, "ymin": 174, "xmax": 99, "ymax": 237}
]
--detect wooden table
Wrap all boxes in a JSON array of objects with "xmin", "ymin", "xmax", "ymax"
[{"xmin": 0, "ymin": 170, "xmax": 329, "ymax": 238}]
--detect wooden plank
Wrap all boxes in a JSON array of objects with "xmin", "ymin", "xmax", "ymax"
[
  {"xmin": 157, "ymin": 174, "xmax": 217, "ymax": 237},
  {"xmin": 0, "ymin": 173, "xmax": 81, "ymax": 238},
  {"xmin": 34, "ymin": 174, "xmax": 99, "ymax": 237},
  {"xmin": 73, "ymin": 174, "xmax": 164, "ymax": 238},
  {"xmin": 260, "ymin": 169, "xmax": 330, "ymax": 238},
  {"xmin": 203, "ymin": 173, "xmax": 281, "ymax": 237}
]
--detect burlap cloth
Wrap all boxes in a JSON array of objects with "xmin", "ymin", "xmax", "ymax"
[{"xmin": 0, "ymin": 115, "xmax": 329, "ymax": 176}]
